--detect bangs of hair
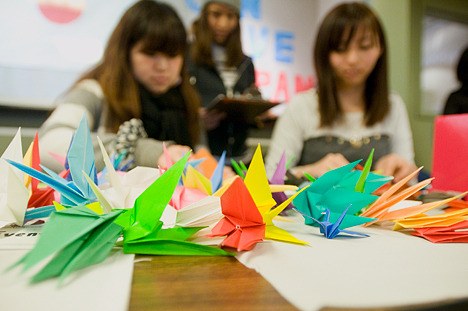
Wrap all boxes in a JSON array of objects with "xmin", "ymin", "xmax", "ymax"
[
  {"xmin": 140, "ymin": 25, "xmax": 187, "ymax": 56},
  {"xmin": 130, "ymin": 2, "xmax": 187, "ymax": 57},
  {"xmin": 138, "ymin": 22, "xmax": 187, "ymax": 57},
  {"xmin": 328, "ymin": 16, "xmax": 381, "ymax": 52}
]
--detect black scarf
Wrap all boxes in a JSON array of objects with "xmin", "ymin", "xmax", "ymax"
[{"xmin": 139, "ymin": 84, "xmax": 192, "ymax": 147}]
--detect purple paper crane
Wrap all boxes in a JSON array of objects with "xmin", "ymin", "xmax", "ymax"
[{"xmin": 269, "ymin": 152, "xmax": 294, "ymax": 212}]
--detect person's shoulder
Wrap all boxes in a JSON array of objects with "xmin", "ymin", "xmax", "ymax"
[
  {"xmin": 245, "ymin": 54, "xmax": 254, "ymax": 62},
  {"xmin": 54, "ymin": 78, "xmax": 105, "ymax": 115},
  {"xmin": 384, "ymin": 92, "xmax": 410, "ymax": 122},
  {"xmin": 278, "ymin": 89, "xmax": 318, "ymax": 120},
  {"xmin": 241, "ymin": 54, "xmax": 254, "ymax": 66},
  {"xmin": 288, "ymin": 89, "xmax": 318, "ymax": 108},
  {"xmin": 74, "ymin": 79, "xmax": 104, "ymax": 98},
  {"xmin": 388, "ymin": 92, "xmax": 407, "ymax": 111}
]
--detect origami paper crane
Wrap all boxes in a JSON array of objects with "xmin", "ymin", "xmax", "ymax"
[
  {"xmin": 157, "ymin": 195, "xmax": 224, "ymax": 247},
  {"xmin": 24, "ymin": 205, "xmax": 57, "ymax": 223},
  {"xmin": 7, "ymin": 116, "xmax": 98, "ymax": 207},
  {"xmin": 191, "ymin": 148, "xmax": 218, "ymax": 177},
  {"xmin": 168, "ymin": 150, "xmax": 227, "ymax": 211},
  {"xmin": 210, "ymin": 177, "xmax": 266, "ymax": 251},
  {"xmin": 181, "ymin": 150, "xmax": 226, "ymax": 193},
  {"xmin": 119, "ymin": 152, "xmax": 231, "ymax": 256},
  {"xmin": 244, "ymin": 145, "xmax": 277, "ymax": 211},
  {"xmin": 360, "ymin": 169, "xmax": 466, "ymax": 226},
  {"xmin": 262, "ymin": 186, "xmax": 309, "ymax": 244},
  {"xmin": 269, "ymin": 152, "xmax": 293, "ymax": 211},
  {"xmin": 446, "ymin": 199, "xmax": 468, "ymax": 211},
  {"xmin": 109, "ymin": 150, "xmax": 135, "ymax": 172},
  {"xmin": 170, "ymin": 185, "xmax": 207, "ymax": 210},
  {"xmin": 293, "ymin": 160, "xmax": 378, "ymax": 230},
  {"xmin": 183, "ymin": 165, "xmax": 213, "ymax": 195},
  {"xmin": 10, "ymin": 203, "xmax": 125, "ymax": 284},
  {"xmin": 412, "ymin": 220, "xmax": 468, "ymax": 243},
  {"xmin": 64, "ymin": 116, "xmax": 98, "ymax": 199},
  {"xmin": 350, "ymin": 149, "xmax": 393, "ymax": 194},
  {"xmin": 190, "ymin": 148, "xmax": 226, "ymax": 192},
  {"xmin": 0, "ymin": 128, "xmax": 29, "ymax": 227},
  {"xmin": 175, "ymin": 195, "xmax": 223, "ymax": 228},
  {"xmin": 86, "ymin": 137, "xmax": 164, "ymax": 212},
  {"xmin": 298, "ymin": 207, "xmax": 369, "ymax": 239},
  {"xmin": 392, "ymin": 194, "xmax": 468, "ymax": 230},
  {"xmin": 244, "ymin": 145, "xmax": 308, "ymax": 245},
  {"xmin": 396, "ymin": 206, "xmax": 468, "ymax": 229},
  {"xmin": 25, "ymin": 133, "xmax": 56, "ymax": 209}
]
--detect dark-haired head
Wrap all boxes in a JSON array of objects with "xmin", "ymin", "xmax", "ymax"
[
  {"xmin": 105, "ymin": 0, "xmax": 187, "ymax": 65},
  {"xmin": 191, "ymin": 0, "xmax": 243, "ymax": 67},
  {"xmin": 314, "ymin": 2, "xmax": 389, "ymax": 127}
]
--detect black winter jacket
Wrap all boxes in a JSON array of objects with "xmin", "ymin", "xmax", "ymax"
[{"xmin": 187, "ymin": 55, "xmax": 256, "ymax": 157}]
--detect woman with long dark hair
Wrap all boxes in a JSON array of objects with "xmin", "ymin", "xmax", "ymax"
[
  {"xmin": 39, "ymin": 0, "xmax": 202, "ymax": 172},
  {"xmin": 188, "ymin": 0, "xmax": 257, "ymax": 159},
  {"xmin": 266, "ymin": 2, "xmax": 416, "ymax": 183}
]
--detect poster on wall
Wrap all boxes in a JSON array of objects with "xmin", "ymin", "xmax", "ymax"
[
  {"xmin": 0, "ymin": 0, "xmax": 324, "ymax": 110},
  {"xmin": 420, "ymin": 15, "xmax": 468, "ymax": 116}
]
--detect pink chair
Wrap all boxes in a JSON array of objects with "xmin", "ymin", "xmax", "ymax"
[{"xmin": 431, "ymin": 114, "xmax": 468, "ymax": 193}]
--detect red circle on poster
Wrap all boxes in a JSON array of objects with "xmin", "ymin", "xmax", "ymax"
[{"xmin": 38, "ymin": 0, "xmax": 85, "ymax": 24}]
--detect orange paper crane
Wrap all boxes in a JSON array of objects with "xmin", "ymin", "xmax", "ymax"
[
  {"xmin": 394, "ymin": 204, "xmax": 468, "ymax": 230},
  {"xmin": 191, "ymin": 148, "xmax": 218, "ymax": 178},
  {"xmin": 361, "ymin": 166, "xmax": 468, "ymax": 227},
  {"xmin": 445, "ymin": 199, "xmax": 468, "ymax": 212},
  {"xmin": 361, "ymin": 167, "xmax": 431, "ymax": 225},
  {"xmin": 377, "ymin": 194, "xmax": 466, "ymax": 223}
]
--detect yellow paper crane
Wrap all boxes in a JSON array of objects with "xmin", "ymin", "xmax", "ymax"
[{"xmin": 243, "ymin": 145, "xmax": 309, "ymax": 245}]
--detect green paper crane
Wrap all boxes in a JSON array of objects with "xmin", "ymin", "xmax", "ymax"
[
  {"xmin": 8, "ymin": 152, "xmax": 231, "ymax": 285},
  {"xmin": 118, "ymin": 152, "xmax": 232, "ymax": 256},
  {"xmin": 10, "ymin": 204, "xmax": 125, "ymax": 284}
]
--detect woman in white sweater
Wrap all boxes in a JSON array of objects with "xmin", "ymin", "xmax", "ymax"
[{"xmin": 266, "ymin": 2, "xmax": 416, "ymax": 183}]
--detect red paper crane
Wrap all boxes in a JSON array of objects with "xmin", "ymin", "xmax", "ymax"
[
  {"xmin": 211, "ymin": 177, "xmax": 265, "ymax": 251},
  {"xmin": 27, "ymin": 133, "xmax": 56, "ymax": 208}
]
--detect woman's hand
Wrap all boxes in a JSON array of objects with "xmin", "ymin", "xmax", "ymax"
[
  {"xmin": 223, "ymin": 165, "xmax": 236, "ymax": 179},
  {"xmin": 291, "ymin": 153, "xmax": 349, "ymax": 178},
  {"xmin": 374, "ymin": 153, "xmax": 417, "ymax": 183},
  {"xmin": 199, "ymin": 107, "xmax": 227, "ymax": 130},
  {"xmin": 157, "ymin": 144, "xmax": 191, "ymax": 168}
]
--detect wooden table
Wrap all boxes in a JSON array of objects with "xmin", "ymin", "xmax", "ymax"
[
  {"xmin": 128, "ymin": 255, "xmax": 468, "ymax": 311},
  {"xmin": 129, "ymin": 256, "xmax": 296, "ymax": 310}
]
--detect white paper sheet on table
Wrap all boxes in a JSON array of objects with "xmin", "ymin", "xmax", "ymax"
[
  {"xmin": 236, "ymin": 213, "xmax": 468, "ymax": 311},
  {"xmin": 0, "ymin": 226, "xmax": 135, "ymax": 311}
]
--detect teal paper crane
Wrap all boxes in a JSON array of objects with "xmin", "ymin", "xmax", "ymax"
[
  {"xmin": 7, "ymin": 116, "xmax": 97, "ymax": 207},
  {"xmin": 293, "ymin": 151, "xmax": 391, "ymax": 229}
]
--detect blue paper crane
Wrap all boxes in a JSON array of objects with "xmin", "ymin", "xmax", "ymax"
[{"xmin": 296, "ymin": 206, "xmax": 369, "ymax": 239}]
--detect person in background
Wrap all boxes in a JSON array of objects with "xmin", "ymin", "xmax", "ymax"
[
  {"xmin": 265, "ymin": 2, "xmax": 417, "ymax": 183},
  {"xmin": 443, "ymin": 46, "xmax": 468, "ymax": 115},
  {"xmin": 39, "ymin": 0, "xmax": 202, "ymax": 172},
  {"xmin": 188, "ymin": 0, "xmax": 257, "ymax": 159}
]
